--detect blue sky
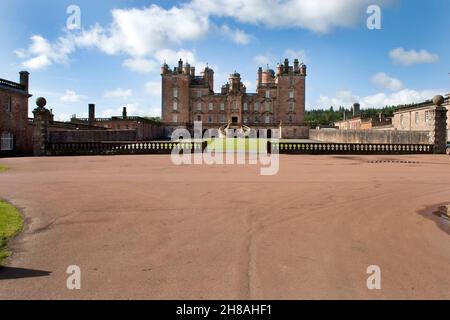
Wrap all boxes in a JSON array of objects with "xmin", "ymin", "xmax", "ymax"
[{"xmin": 0, "ymin": 0, "xmax": 449, "ymax": 120}]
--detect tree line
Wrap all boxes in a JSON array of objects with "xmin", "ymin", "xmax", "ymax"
[{"xmin": 305, "ymin": 106, "xmax": 396, "ymax": 127}]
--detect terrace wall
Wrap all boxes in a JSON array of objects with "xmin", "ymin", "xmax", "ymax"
[{"xmin": 309, "ymin": 129, "xmax": 430, "ymax": 145}]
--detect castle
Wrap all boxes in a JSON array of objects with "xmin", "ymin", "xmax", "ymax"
[{"xmin": 161, "ymin": 58, "xmax": 309, "ymax": 138}]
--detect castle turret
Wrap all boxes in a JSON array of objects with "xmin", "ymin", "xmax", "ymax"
[
  {"xmin": 161, "ymin": 62, "xmax": 169, "ymax": 75},
  {"xmin": 300, "ymin": 63, "xmax": 307, "ymax": 76},
  {"xmin": 294, "ymin": 59, "xmax": 299, "ymax": 73}
]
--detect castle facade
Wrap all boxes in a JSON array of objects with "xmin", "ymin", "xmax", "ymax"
[{"xmin": 161, "ymin": 58, "xmax": 309, "ymax": 138}]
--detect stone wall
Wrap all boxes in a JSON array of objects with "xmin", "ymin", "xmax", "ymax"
[
  {"xmin": 309, "ymin": 129, "xmax": 431, "ymax": 145},
  {"xmin": 49, "ymin": 130, "xmax": 137, "ymax": 143}
]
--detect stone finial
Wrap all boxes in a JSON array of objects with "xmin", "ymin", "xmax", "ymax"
[
  {"xmin": 36, "ymin": 97, "xmax": 47, "ymax": 108},
  {"xmin": 433, "ymin": 95, "xmax": 444, "ymax": 106}
]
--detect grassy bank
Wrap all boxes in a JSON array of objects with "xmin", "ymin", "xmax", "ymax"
[
  {"xmin": 0, "ymin": 165, "xmax": 7, "ymax": 173},
  {"xmin": 0, "ymin": 200, "xmax": 24, "ymax": 265}
]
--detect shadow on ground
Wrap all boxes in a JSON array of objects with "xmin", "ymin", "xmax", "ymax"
[{"xmin": 0, "ymin": 267, "xmax": 51, "ymax": 280}]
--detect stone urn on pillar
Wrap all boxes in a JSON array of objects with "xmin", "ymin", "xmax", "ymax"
[
  {"xmin": 32, "ymin": 97, "xmax": 52, "ymax": 156},
  {"xmin": 429, "ymin": 95, "xmax": 448, "ymax": 154}
]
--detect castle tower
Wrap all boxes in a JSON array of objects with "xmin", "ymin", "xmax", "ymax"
[
  {"xmin": 275, "ymin": 58, "xmax": 307, "ymax": 125},
  {"xmin": 161, "ymin": 60, "xmax": 190, "ymax": 124}
]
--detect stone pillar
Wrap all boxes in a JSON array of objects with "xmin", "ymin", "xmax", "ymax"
[
  {"xmin": 32, "ymin": 97, "xmax": 52, "ymax": 156},
  {"xmin": 429, "ymin": 95, "xmax": 448, "ymax": 154}
]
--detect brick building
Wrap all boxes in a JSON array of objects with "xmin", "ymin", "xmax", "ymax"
[
  {"xmin": 0, "ymin": 71, "xmax": 32, "ymax": 156},
  {"xmin": 393, "ymin": 95, "xmax": 449, "ymax": 135},
  {"xmin": 71, "ymin": 105, "xmax": 163, "ymax": 141},
  {"xmin": 161, "ymin": 58, "xmax": 308, "ymax": 138}
]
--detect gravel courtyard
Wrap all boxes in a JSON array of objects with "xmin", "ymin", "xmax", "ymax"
[{"xmin": 0, "ymin": 154, "xmax": 449, "ymax": 299}]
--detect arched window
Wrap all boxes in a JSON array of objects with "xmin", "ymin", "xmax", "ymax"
[{"xmin": 1, "ymin": 132, "xmax": 14, "ymax": 151}]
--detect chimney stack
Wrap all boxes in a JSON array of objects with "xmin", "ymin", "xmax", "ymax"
[
  {"xmin": 352, "ymin": 103, "xmax": 361, "ymax": 117},
  {"xmin": 19, "ymin": 71, "xmax": 29, "ymax": 92},
  {"xmin": 257, "ymin": 67, "xmax": 263, "ymax": 87},
  {"xmin": 284, "ymin": 58, "xmax": 289, "ymax": 74},
  {"xmin": 122, "ymin": 107, "xmax": 127, "ymax": 119},
  {"xmin": 88, "ymin": 104, "xmax": 95, "ymax": 125}
]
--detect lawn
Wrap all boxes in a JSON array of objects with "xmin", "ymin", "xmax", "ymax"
[
  {"xmin": 0, "ymin": 200, "xmax": 24, "ymax": 265},
  {"xmin": 206, "ymin": 138, "xmax": 268, "ymax": 152}
]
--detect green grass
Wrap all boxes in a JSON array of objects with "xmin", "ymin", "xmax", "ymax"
[
  {"xmin": 0, "ymin": 200, "xmax": 24, "ymax": 265},
  {"xmin": 0, "ymin": 165, "xmax": 7, "ymax": 173},
  {"xmin": 206, "ymin": 138, "xmax": 268, "ymax": 152}
]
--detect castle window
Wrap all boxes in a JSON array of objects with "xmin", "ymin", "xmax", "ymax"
[
  {"xmin": 243, "ymin": 116, "xmax": 248, "ymax": 124},
  {"xmin": 197, "ymin": 115, "xmax": 202, "ymax": 122},
  {"xmin": 208, "ymin": 115, "xmax": 213, "ymax": 123},
  {"xmin": 173, "ymin": 101, "xmax": 178, "ymax": 111},
  {"xmin": 173, "ymin": 88, "xmax": 178, "ymax": 98},
  {"xmin": 265, "ymin": 91, "xmax": 270, "ymax": 99},
  {"xmin": 208, "ymin": 103, "xmax": 213, "ymax": 111},
  {"xmin": 254, "ymin": 102, "xmax": 259, "ymax": 112},
  {"xmin": 255, "ymin": 116, "xmax": 259, "ymax": 123},
  {"xmin": 289, "ymin": 91, "xmax": 294, "ymax": 99},
  {"xmin": 289, "ymin": 102, "xmax": 295, "ymax": 112},
  {"xmin": 243, "ymin": 103, "xmax": 248, "ymax": 111},
  {"xmin": 400, "ymin": 114, "xmax": 404, "ymax": 127},
  {"xmin": 289, "ymin": 115, "xmax": 293, "ymax": 123},
  {"xmin": 5, "ymin": 97, "xmax": 12, "ymax": 112},
  {"xmin": 265, "ymin": 102, "xmax": 271, "ymax": 112},
  {"xmin": 197, "ymin": 103, "xmax": 202, "ymax": 111},
  {"xmin": 220, "ymin": 115, "xmax": 225, "ymax": 123},
  {"xmin": 265, "ymin": 116, "xmax": 271, "ymax": 124},
  {"xmin": 172, "ymin": 114, "xmax": 178, "ymax": 122},
  {"xmin": 415, "ymin": 112, "xmax": 419, "ymax": 124},
  {"xmin": 220, "ymin": 103, "xmax": 225, "ymax": 111},
  {"xmin": 1, "ymin": 132, "xmax": 14, "ymax": 151},
  {"xmin": 197, "ymin": 91, "xmax": 202, "ymax": 98},
  {"xmin": 425, "ymin": 111, "xmax": 430, "ymax": 123}
]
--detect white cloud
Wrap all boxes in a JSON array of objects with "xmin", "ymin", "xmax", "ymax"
[
  {"xmin": 317, "ymin": 88, "xmax": 445, "ymax": 109},
  {"xmin": 154, "ymin": 49, "xmax": 197, "ymax": 66},
  {"xmin": 220, "ymin": 25, "xmax": 251, "ymax": 45},
  {"xmin": 123, "ymin": 58, "xmax": 158, "ymax": 73},
  {"xmin": 389, "ymin": 48, "xmax": 439, "ymax": 66},
  {"xmin": 104, "ymin": 88, "xmax": 133, "ymax": 99},
  {"xmin": 253, "ymin": 55, "xmax": 271, "ymax": 66},
  {"xmin": 190, "ymin": 0, "xmax": 389, "ymax": 33},
  {"xmin": 145, "ymin": 82, "xmax": 160, "ymax": 96},
  {"xmin": 284, "ymin": 49, "xmax": 307, "ymax": 63},
  {"xmin": 17, "ymin": 1, "xmax": 391, "ymax": 72},
  {"xmin": 371, "ymin": 72, "xmax": 404, "ymax": 91},
  {"xmin": 16, "ymin": 35, "xmax": 75, "ymax": 70},
  {"xmin": 60, "ymin": 90, "xmax": 85, "ymax": 103},
  {"xmin": 74, "ymin": 6, "xmax": 209, "ymax": 57},
  {"xmin": 16, "ymin": 4, "xmax": 205, "ymax": 72}
]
